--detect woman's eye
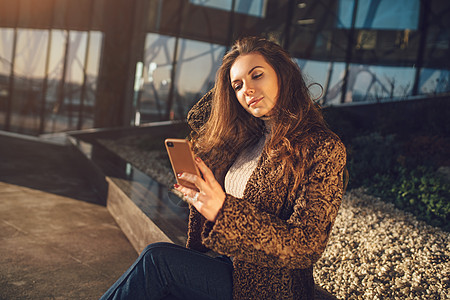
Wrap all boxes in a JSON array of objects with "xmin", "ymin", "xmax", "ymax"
[
  {"xmin": 253, "ymin": 73, "xmax": 263, "ymax": 79},
  {"xmin": 233, "ymin": 83, "xmax": 242, "ymax": 91}
]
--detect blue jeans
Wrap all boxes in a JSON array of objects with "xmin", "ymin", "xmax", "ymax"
[{"xmin": 99, "ymin": 242, "xmax": 233, "ymax": 300}]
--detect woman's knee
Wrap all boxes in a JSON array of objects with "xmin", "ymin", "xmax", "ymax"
[
  {"xmin": 142, "ymin": 242, "xmax": 174, "ymax": 253},
  {"xmin": 140, "ymin": 242, "xmax": 181, "ymax": 262}
]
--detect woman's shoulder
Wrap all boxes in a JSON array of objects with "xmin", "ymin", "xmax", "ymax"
[
  {"xmin": 291, "ymin": 128, "xmax": 346, "ymax": 157},
  {"xmin": 187, "ymin": 88, "xmax": 214, "ymax": 132}
]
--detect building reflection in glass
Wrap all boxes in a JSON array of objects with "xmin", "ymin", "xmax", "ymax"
[
  {"xmin": 0, "ymin": 27, "xmax": 102, "ymax": 135},
  {"xmin": 0, "ymin": 0, "xmax": 448, "ymax": 135}
]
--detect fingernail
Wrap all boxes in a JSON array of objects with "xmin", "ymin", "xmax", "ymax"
[
  {"xmin": 174, "ymin": 183, "xmax": 179, "ymax": 188},
  {"xmin": 177, "ymin": 173, "xmax": 182, "ymax": 177},
  {"xmin": 195, "ymin": 157, "xmax": 201, "ymax": 162}
]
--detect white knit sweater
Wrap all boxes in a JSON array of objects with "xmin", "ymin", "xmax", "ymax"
[{"xmin": 224, "ymin": 132, "xmax": 269, "ymax": 198}]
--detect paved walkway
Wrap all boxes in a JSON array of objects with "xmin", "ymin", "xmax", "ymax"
[{"xmin": 0, "ymin": 133, "xmax": 137, "ymax": 300}]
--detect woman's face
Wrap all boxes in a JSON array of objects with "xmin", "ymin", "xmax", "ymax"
[{"xmin": 230, "ymin": 52, "xmax": 279, "ymax": 118}]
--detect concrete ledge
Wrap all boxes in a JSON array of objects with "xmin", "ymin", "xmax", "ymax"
[
  {"xmin": 68, "ymin": 123, "xmax": 188, "ymax": 254},
  {"xmin": 106, "ymin": 177, "xmax": 172, "ymax": 253}
]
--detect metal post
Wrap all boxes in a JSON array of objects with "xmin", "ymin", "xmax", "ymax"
[
  {"xmin": 52, "ymin": 30, "xmax": 70, "ymax": 132},
  {"xmin": 5, "ymin": 27, "xmax": 17, "ymax": 131},
  {"xmin": 5, "ymin": 1, "xmax": 20, "ymax": 131},
  {"xmin": 282, "ymin": 0, "xmax": 296, "ymax": 50},
  {"xmin": 323, "ymin": 62, "xmax": 334, "ymax": 104},
  {"xmin": 77, "ymin": 0, "xmax": 95, "ymax": 130},
  {"xmin": 340, "ymin": 0, "xmax": 359, "ymax": 103},
  {"xmin": 39, "ymin": 0, "xmax": 56, "ymax": 134},
  {"xmin": 39, "ymin": 29, "xmax": 52, "ymax": 134},
  {"xmin": 165, "ymin": 0, "xmax": 187, "ymax": 120},
  {"xmin": 77, "ymin": 32, "xmax": 90, "ymax": 130},
  {"xmin": 412, "ymin": 0, "xmax": 430, "ymax": 96},
  {"xmin": 165, "ymin": 35, "xmax": 179, "ymax": 120},
  {"xmin": 228, "ymin": 0, "xmax": 236, "ymax": 47}
]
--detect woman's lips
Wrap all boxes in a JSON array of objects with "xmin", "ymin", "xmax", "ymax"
[{"xmin": 248, "ymin": 97, "xmax": 263, "ymax": 107}]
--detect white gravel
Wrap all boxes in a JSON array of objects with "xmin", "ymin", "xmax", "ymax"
[
  {"xmin": 316, "ymin": 188, "xmax": 449, "ymax": 299},
  {"xmin": 99, "ymin": 137, "xmax": 450, "ymax": 300}
]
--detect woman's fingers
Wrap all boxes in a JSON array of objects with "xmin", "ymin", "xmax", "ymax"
[
  {"xmin": 177, "ymin": 172, "xmax": 207, "ymax": 192},
  {"xmin": 177, "ymin": 156, "xmax": 218, "ymax": 191},
  {"xmin": 175, "ymin": 183, "xmax": 195, "ymax": 198},
  {"xmin": 194, "ymin": 157, "xmax": 218, "ymax": 185},
  {"xmin": 174, "ymin": 158, "xmax": 226, "ymax": 222}
]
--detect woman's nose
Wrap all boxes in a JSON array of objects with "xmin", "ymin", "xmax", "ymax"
[{"xmin": 243, "ymin": 83, "xmax": 254, "ymax": 96}]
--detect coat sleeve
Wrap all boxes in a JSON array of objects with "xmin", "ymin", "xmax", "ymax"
[
  {"xmin": 185, "ymin": 89, "xmax": 214, "ymax": 252},
  {"xmin": 201, "ymin": 137, "xmax": 347, "ymax": 269},
  {"xmin": 186, "ymin": 205, "xmax": 211, "ymax": 252}
]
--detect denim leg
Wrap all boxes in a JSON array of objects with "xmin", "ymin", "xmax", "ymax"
[{"xmin": 100, "ymin": 242, "xmax": 233, "ymax": 300}]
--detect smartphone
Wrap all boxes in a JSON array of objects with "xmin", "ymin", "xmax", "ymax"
[{"xmin": 165, "ymin": 138, "xmax": 201, "ymax": 191}]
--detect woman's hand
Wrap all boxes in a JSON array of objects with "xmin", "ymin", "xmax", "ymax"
[{"xmin": 174, "ymin": 157, "xmax": 226, "ymax": 222}]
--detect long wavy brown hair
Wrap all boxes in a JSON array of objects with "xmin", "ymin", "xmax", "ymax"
[{"xmin": 192, "ymin": 36, "xmax": 334, "ymax": 193}]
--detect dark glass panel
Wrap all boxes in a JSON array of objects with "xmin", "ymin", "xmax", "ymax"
[
  {"xmin": 288, "ymin": 0, "xmax": 340, "ymax": 59},
  {"xmin": 423, "ymin": 0, "xmax": 450, "ymax": 70},
  {"xmin": 0, "ymin": 0, "xmax": 19, "ymax": 27},
  {"xmin": 178, "ymin": 4, "xmax": 231, "ymax": 45},
  {"xmin": 17, "ymin": 0, "xmax": 55, "ymax": 29}
]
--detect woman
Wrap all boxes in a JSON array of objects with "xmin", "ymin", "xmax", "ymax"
[{"xmin": 100, "ymin": 36, "xmax": 346, "ymax": 300}]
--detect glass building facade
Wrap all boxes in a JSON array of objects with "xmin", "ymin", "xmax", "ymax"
[{"xmin": 0, "ymin": 0, "xmax": 449, "ymax": 135}]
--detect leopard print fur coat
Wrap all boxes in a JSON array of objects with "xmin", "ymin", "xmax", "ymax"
[{"xmin": 185, "ymin": 90, "xmax": 347, "ymax": 299}]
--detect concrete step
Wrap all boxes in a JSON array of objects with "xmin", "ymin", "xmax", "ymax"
[{"xmin": 68, "ymin": 122, "xmax": 189, "ymax": 253}]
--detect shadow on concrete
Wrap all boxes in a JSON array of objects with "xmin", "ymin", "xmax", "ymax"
[
  {"xmin": 0, "ymin": 133, "xmax": 138, "ymax": 299},
  {"xmin": 0, "ymin": 134, "xmax": 104, "ymax": 206}
]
